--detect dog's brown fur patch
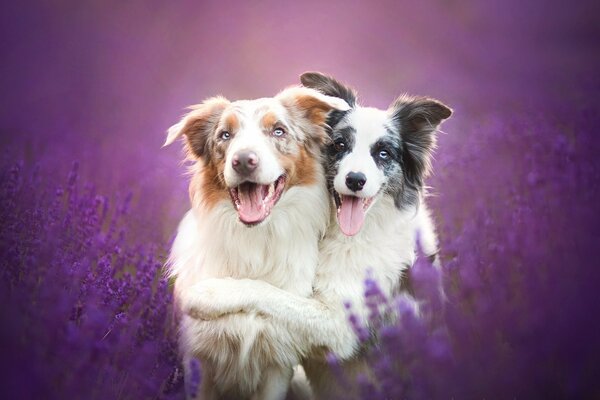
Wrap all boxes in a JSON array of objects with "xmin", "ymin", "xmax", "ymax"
[
  {"xmin": 190, "ymin": 159, "xmax": 229, "ymax": 210},
  {"xmin": 260, "ymin": 111, "xmax": 278, "ymax": 131},
  {"xmin": 295, "ymin": 95, "xmax": 329, "ymax": 125},
  {"xmin": 280, "ymin": 146, "xmax": 318, "ymax": 188},
  {"xmin": 182, "ymin": 97, "xmax": 230, "ymax": 159},
  {"xmin": 224, "ymin": 112, "xmax": 240, "ymax": 133}
]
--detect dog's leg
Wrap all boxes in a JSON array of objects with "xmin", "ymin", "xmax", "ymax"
[
  {"xmin": 252, "ymin": 365, "xmax": 293, "ymax": 400},
  {"xmin": 416, "ymin": 203, "xmax": 441, "ymax": 267},
  {"xmin": 304, "ymin": 357, "xmax": 376, "ymax": 400},
  {"xmin": 302, "ymin": 359, "xmax": 341, "ymax": 400},
  {"xmin": 286, "ymin": 365, "xmax": 314, "ymax": 400},
  {"xmin": 415, "ymin": 204, "xmax": 446, "ymax": 302}
]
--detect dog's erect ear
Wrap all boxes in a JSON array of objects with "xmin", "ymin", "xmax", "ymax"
[
  {"xmin": 300, "ymin": 71, "xmax": 357, "ymax": 108},
  {"xmin": 164, "ymin": 96, "xmax": 230, "ymax": 158},
  {"xmin": 389, "ymin": 95, "xmax": 452, "ymax": 199}
]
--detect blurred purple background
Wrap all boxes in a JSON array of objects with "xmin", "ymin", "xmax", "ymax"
[
  {"xmin": 1, "ymin": 1, "xmax": 600, "ymax": 398},
  {"xmin": 2, "ymin": 0, "xmax": 598, "ymax": 228}
]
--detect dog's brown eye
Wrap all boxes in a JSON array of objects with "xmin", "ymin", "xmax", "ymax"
[
  {"xmin": 272, "ymin": 127, "xmax": 286, "ymax": 138},
  {"xmin": 220, "ymin": 131, "xmax": 231, "ymax": 141},
  {"xmin": 334, "ymin": 139, "xmax": 346, "ymax": 152}
]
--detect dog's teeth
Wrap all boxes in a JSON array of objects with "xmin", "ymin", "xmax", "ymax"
[{"xmin": 268, "ymin": 183, "xmax": 274, "ymax": 197}]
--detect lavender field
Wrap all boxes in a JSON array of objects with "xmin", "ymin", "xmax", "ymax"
[{"xmin": 1, "ymin": 1, "xmax": 599, "ymax": 398}]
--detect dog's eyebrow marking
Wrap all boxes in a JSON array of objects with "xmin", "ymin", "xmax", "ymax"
[
  {"xmin": 372, "ymin": 136, "xmax": 401, "ymax": 152},
  {"xmin": 224, "ymin": 113, "xmax": 240, "ymax": 132},
  {"xmin": 260, "ymin": 111, "xmax": 278, "ymax": 129},
  {"xmin": 336, "ymin": 126, "xmax": 356, "ymax": 137}
]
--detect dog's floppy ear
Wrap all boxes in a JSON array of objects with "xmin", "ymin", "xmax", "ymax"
[
  {"xmin": 278, "ymin": 86, "xmax": 350, "ymax": 119},
  {"xmin": 389, "ymin": 95, "xmax": 452, "ymax": 200},
  {"xmin": 277, "ymin": 86, "xmax": 350, "ymax": 155},
  {"xmin": 278, "ymin": 86, "xmax": 350, "ymax": 127},
  {"xmin": 300, "ymin": 71, "xmax": 357, "ymax": 108},
  {"xmin": 164, "ymin": 96, "xmax": 230, "ymax": 158}
]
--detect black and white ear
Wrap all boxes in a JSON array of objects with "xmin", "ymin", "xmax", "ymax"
[
  {"xmin": 300, "ymin": 71, "xmax": 358, "ymax": 108},
  {"xmin": 390, "ymin": 95, "xmax": 452, "ymax": 192},
  {"xmin": 164, "ymin": 96, "xmax": 230, "ymax": 158}
]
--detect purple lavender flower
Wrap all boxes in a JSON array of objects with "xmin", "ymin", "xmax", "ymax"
[{"xmin": 186, "ymin": 358, "xmax": 202, "ymax": 399}]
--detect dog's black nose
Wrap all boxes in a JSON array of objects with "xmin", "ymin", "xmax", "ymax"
[
  {"xmin": 232, "ymin": 151, "xmax": 259, "ymax": 175},
  {"xmin": 345, "ymin": 172, "xmax": 367, "ymax": 192}
]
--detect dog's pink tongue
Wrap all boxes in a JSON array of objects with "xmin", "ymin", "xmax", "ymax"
[
  {"xmin": 338, "ymin": 195, "xmax": 365, "ymax": 236},
  {"xmin": 238, "ymin": 184, "xmax": 267, "ymax": 224}
]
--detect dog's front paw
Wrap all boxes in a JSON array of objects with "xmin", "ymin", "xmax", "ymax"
[{"xmin": 182, "ymin": 278, "xmax": 245, "ymax": 320}]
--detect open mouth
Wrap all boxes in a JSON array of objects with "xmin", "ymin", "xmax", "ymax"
[
  {"xmin": 333, "ymin": 192, "xmax": 375, "ymax": 236},
  {"xmin": 229, "ymin": 175, "xmax": 286, "ymax": 226}
]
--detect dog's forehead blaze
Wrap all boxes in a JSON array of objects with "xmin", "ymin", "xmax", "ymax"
[
  {"xmin": 226, "ymin": 100, "xmax": 286, "ymax": 132},
  {"xmin": 349, "ymin": 108, "xmax": 392, "ymax": 148}
]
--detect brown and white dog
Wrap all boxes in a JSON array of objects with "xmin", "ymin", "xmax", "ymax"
[{"xmin": 164, "ymin": 86, "xmax": 349, "ymax": 399}]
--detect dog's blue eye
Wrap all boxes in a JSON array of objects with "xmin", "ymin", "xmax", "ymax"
[
  {"xmin": 272, "ymin": 128, "xmax": 286, "ymax": 137},
  {"xmin": 379, "ymin": 150, "xmax": 389, "ymax": 159},
  {"xmin": 220, "ymin": 131, "xmax": 231, "ymax": 140}
]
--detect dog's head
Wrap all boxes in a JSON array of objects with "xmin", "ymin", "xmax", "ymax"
[
  {"xmin": 165, "ymin": 87, "xmax": 349, "ymax": 226},
  {"xmin": 301, "ymin": 72, "xmax": 452, "ymax": 236}
]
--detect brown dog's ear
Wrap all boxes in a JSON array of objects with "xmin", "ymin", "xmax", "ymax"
[
  {"xmin": 389, "ymin": 95, "xmax": 452, "ymax": 202},
  {"xmin": 277, "ymin": 86, "xmax": 350, "ymax": 151},
  {"xmin": 300, "ymin": 71, "xmax": 357, "ymax": 108},
  {"xmin": 164, "ymin": 96, "xmax": 230, "ymax": 158},
  {"xmin": 277, "ymin": 86, "xmax": 350, "ymax": 125}
]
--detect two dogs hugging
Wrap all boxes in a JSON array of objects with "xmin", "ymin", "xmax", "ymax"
[{"xmin": 164, "ymin": 72, "xmax": 452, "ymax": 400}]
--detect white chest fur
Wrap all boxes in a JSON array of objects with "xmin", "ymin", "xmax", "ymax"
[
  {"xmin": 170, "ymin": 181, "xmax": 329, "ymax": 295},
  {"xmin": 316, "ymin": 196, "xmax": 420, "ymax": 319}
]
